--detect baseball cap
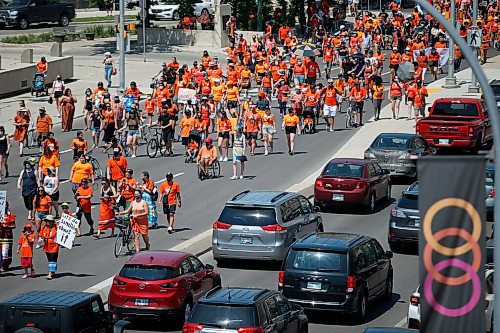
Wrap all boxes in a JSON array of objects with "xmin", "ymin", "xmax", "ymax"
[
  {"xmin": 113, "ymin": 148, "xmax": 120, "ymax": 153},
  {"xmin": 61, "ymin": 202, "xmax": 70, "ymax": 208},
  {"xmin": 327, "ymin": 78, "xmax": 334, "ymax": 83},
  {"xmin": 205, "ymin": 137, "xmax": 213, "ymax": 143}
]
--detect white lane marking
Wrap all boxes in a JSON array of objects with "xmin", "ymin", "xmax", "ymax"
[
  {"xmin": 60, "ymin": 148, "xmax": 72, "ymax": 154},
  {"xmin": 61, "ymin": 180, "xmax": 71, "ymax": 184},
  {"xmin": 154, "ymin": 172, "xmax": 184, "ymax": 184},
  {"xmin": 394, "ymin": 316, "xmax": 407, "ymax": 327},
  {"xmin": 170, "ymin": 229, "xmax": 212, "ymax": 251}
]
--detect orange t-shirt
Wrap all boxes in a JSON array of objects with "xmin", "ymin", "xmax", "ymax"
[
  {"xmin": 39, "ymin": 154, "xmax": 60, "ymax": 176},
  {"xmin": 107, "ymin": 156, "xmax": 128, "ymax": 181},
  {"xmin": 218, "ymin": 118, "xmax": 232, "ymax": 133},
  {"xmin": 76, "ymin": 186, "xmax": 93, "ymax": 213},
  {"xmin": 159, "ymin": 181, "xmax": 181, "ymax": 206},
  {"xmin": 36, "ymin": 115, "xmax": 53, "ymax": 133},
  {"xmin": 34, "ymin": 195, "xmax": 52, "ymax": 213},
  {"xmin": 199, "ymin": 145, "xmax": 217, "ymax": 159},
  {"xmin": 144, "ymin": 99, "xmax": 156, "ymax": 115},
  {"xmin": 18, "ymin": 233, "xmax": 35, "ymax": 258},
  {"xmin": 120, "ymin": 177, "xmax": 137, "ymax": 202},
  {"xmin": 212, "ymin": 85, "xmax": 225, "ymax": 101},
  {"xmin": 324, "ymin": 87, "xmax": 338, "ymax": 106},
  {"xmin": 40, "ymin": 225, "xmax": 59, "ymax": 253},
  {"xmin": 305, "ymin": 91, "xmax": 320, "ymax": 107},
  {"xmin": 226, "ymin": 87, "xmax": 239, "ymax": 101},
  {"xmin": 389, "ymin": 53, "xmax": 402, "ymax": 65},
  {"xmin": 36, "ymin": 61, "xmax": 47, "ymax": 73},
  {"xmin": 70, "ymin": 139, "xmax": 88, "ymax": 153},
  {"xmin": 245, "ymin": 112, "xmax": 262, "ymax": 133},
  {"xmin": 179, "ymin": 116, "xmax": 195, "ymax": 138},
  {"xmin": 71, "ymin": 161, "xmax": 93, "ymax": 184},
  {"xmin": 283, "ymin": 114, "xmax": 299, "ymax": 126},
  {"xmin": 372, "ymin": 85, "xmax": 385, "ymax": 100}
]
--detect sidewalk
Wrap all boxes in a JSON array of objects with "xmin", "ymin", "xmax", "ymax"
[{"xmin": 75, "ymin": 9, "xmax": 139, "ymax": 18}]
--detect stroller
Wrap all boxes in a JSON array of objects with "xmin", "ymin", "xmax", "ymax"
[{"xmin": 31, "ymin": 72, "xmax": 48, "ymax": 97}]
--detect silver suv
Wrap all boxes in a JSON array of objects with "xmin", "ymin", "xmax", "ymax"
[{"xmin": 212, "ymin": 190, "xmax": 323, "ymax": 263}]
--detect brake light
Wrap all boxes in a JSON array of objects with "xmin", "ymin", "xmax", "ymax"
[
  {"xmin": 490, "ymin": 188, "xmax": 495, "ymax": 198},
  {"xmin": 160, "ymin": 281, "xmax": 179, "ymax": 288},
  {"xmin": 347, "ymin": 276, "xmax": 356, "ymax": 293},
  {"xmin": 278, "ymin": 271, "xmax": 285, "ymax": 288},
  {"xmin": 182, "ymin": 323, "xmax": 203, "ymax": 333},
  {"xmin": 355, "ymin": 181, "xmax": 366, "ymax": 189},
  {"xmin": 113, "ymin": 277, "xmax": 127, "ymax": 286},
  {"xmin": 213, "ymin": 221, "xmax": 231, "ymax": 230},
  {"xmin": 315, "ymin": 179, "xmax": 324, "ymax": 187},
  {"xmin": 25, "ymin": 322, "xmax": 36, "ymax": 327},
  {"xmin": 391, "ymin": 209, "xmax": 406, "ymax": 218},
  {"xmin": 468, "ymin": 126, "xmax": 475, "ymax": 137},
  {"xmin": 415, "ymin": 123, "xmax": 420, "ymax": 134},
  {"xmin": 261, "ymin": 224, "xmax": 287, "ymax": 232},
  {"xmin": 410, "ymin": 295, "xmax": 420, "ymax": 306},
  {"xmin": 238, "ymin": 327, "xmax": 264, "ymax": 333}
]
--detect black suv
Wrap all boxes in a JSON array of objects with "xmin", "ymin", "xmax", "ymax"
[
  {"xmin": 0, "ymin": 291, "xmax": 127, "ymax": 333},
  {"xmin": 279, "ymin": 232, "xmax": 393, "ymax": 322},
  {"xmin": 184, "ymin": 287, "xmax": 308, "ymax": 333},
  {"xmin": 388, "ymin": 182, "xmax": 419, "ymax": 253}
]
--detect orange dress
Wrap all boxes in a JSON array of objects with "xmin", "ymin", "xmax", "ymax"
[
  {"xmin": 131, "ymin": 200, "xmax": 148, "ymax": 235},
  {"xmin": 98, "ymin": 186, "xmax": 115, "ymax": 231},
  {"xmin": 13, "ymin": 114, "xmax": 29, "ymax": 142}
]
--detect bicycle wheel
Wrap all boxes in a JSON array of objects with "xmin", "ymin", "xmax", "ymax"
[
  {"xmin": 114, "ymin": 229, "xmax": 124, "ymax": 258},
  {"xmin": 26, "ymin": 129, "xmax": 35, "ymax": 149},
  {"xmin": 126, "ymin": 227, "xmax": 135, "ymax": 253},
  {"xmin": 91, "ymin": 158, "xmax": 103, "ymax": 180},
  {"xmin": 146, "ymin": 138, "xmax": 158, "ymax": 158},
  {"xmin": 159, "ymin": 138, "xmax": 168, "ymax": 156}
]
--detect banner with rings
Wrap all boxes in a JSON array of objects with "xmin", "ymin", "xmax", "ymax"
[{"xmin": 418, "ymin": 156, "xmax": 486, "ymax": 333}]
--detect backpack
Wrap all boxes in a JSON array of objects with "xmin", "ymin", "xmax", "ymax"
[{"xmin": 151, "ymin": 186, "xmax": 159, "ymax": 202}]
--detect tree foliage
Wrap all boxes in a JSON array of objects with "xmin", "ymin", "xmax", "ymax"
[{"xmin": 177, "ymin": 0, "xmax": 195, "ymax": 18}]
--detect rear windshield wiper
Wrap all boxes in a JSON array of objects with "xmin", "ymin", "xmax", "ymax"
[
  {"xmin": 316, "ymin": 267, "xmax": 339, "ymax": 272},
  {"xmin": 126, "ymin": 276, "xmax": 145, "ymax": 280}
]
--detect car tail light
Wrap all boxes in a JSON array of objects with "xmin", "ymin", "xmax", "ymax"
[
  {"xmin": 355, "ymin": 181, "xmax": 366, "ymax": 189},
  {"xmin": 213, "ymin": 220, "xmax": 231, "ymax": 230},
  {"xmin": 410, "ymin": 295, "xmax": 420, "ymax": 306},
  {"xmin": 347, "ymin": 276, "xmax": 356, "ymax": 293},
  {"xmin": 468, "ymin": 126, "xmax": 475, "ymax": 137},
  {"xmin": 183, "ymin": 323, "xmax": 203, "ymax": 333},
  {"xmin": 391, "ymin": 209, "xmax": 406, "ymax": 218},
  {"xmin": 261, "ymin": 224, "xmax": 286, "ymax": 232},
  {"xmin": 160, "ymin": 281, "xmax": 179, "ymax": 288},
  {"xmin": 278, "ymin": 271, "xmax": 285, "ymax": 288},
  {"xmin": 415, "ymin": 123, "xmax": 420, "ymax": 134},
  {"xmin": 315, "ymin": 179, "xmax": 324, "ymax": 187},
  {"xmin": 113, "ymin": 277, "xmax": 127, "ymax": 286},
  {"xmin": 238, "ymin": 327, "xmax": 264, "ymax": 333},
  {"xmin": 490, "ymin": 188, "xmax": 495, "ymax": 198}
]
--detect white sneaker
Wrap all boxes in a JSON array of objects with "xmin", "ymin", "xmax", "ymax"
[
  {"xmin": 230, "ymin": 176, "xmax": 238, "ymax": 180},
  {"xmin": 35, "ymin": 243, "xmax": 41, "ymax": 249},
  {"xmin": 265, "ymin": 151, "xmax": 268, "ymax": 156},
  {"xmin": 239, "ymin": 175, "xmax": 244, "ymax": 179},
  {"xmin": 219, "ymin": 156, "xmax": 223, "ymax": 162},
  {"xmin": 131, "ymin": 154, "xmax": 136, "ymax": 158},
  {"xmin": 223, "ymin": 156, "xmax": 228, "ymax": 162}
]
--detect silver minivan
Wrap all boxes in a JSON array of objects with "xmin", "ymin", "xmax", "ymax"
[{"xmin": 212, "ymin": 190, "xmax": 323, "ymax": 263}]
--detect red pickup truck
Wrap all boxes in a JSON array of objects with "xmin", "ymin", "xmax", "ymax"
[{"xmin": 416, "ymin": 98, "xmax": 493, "ymax": 152}]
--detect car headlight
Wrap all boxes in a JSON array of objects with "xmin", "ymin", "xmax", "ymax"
[
  {"xmin": 9, "ymin": 10, "xmax": 18, "ymax": 16},
  {"xmin": 497, "ymin": 101, "xmax": 500, "ymax": 107}
]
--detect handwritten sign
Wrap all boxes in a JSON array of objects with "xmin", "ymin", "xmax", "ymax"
[
  {"xmin": 177, "ymin": 88, "xmax": 197, "ymax": 104},
  {"xmin": 0, "ymin": 191, "xmax": 6, "ymax": 222},
  {"xmin": 56, "ymin": 213, "xmax": 80, "ymax": 249}
]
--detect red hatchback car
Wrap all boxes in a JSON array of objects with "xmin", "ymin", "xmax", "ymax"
[
  {"xmin": 314, "ymin": 158, "xmax": 391, "ymax": 212},
  {"xmin": 108, "ymin": 250, "xmax": 221, "ymax": 325}
]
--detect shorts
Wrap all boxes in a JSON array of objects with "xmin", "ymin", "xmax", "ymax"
[
  {"xmin": 54, "ymin": 91, "xmax": 63, "ymax": 98},
  {"xmin": 323, "ymin": 105, "xmax": 338, "ymax": 117},
  {"xmin": 92, "ymin": 127, "xmax": 101, "ymax": 133},
  {"xmin": 294, "ymin": 75, "xmax": 305, "ymax": 84},
  {"xmin": 218, "ymin": 132, "xmax": 230, "ymax": 139},
  {"xmin": 227, "ymin": 100, "xmax": 239, "ymax": 110},
  {"xmin": 429, "ymin": 61, "xmax": 438, "ymax": 68},
  {"xmin": 324, "ymin": 61, "xmax": 333, "ymax": 69},
  {"xmin": 246, "ymin": 132, "xmax": 258, "ymax": 140},
  {"xmin": 49, "ymin": 191, "xmax": 60, "ymax": 202},
  {"xmin": 407, "ymin": 97, "xmax": 414, "ymax": 103},
  {"xmin": 306, "ymin": 76, "xmax": 317, "ymax": 85},
  {"xmin": 263, "ymin": 87, "xmax": 272, "ymax": 95},
  {"xmin": 127, "ymin": 129, "xmax": 139, "ymax": 138},
  {"xmin": 285, "ymin": 126, "xmax": 297, "ymax": 134},
  {"xmin": 262, "ymin": 125, "xmax": 275, "ymax": 136},
  {"xmin": 21, "ymin": 257, "xmax": 33, "ymax": 268},
  {"xmin": 163, "ymin": 204, "xmax": 177, "ymax": 215},
  {"xmin": 389, "ymin": 64, "xmax": 399, "ymax": 71},
  {"xmin": 414, "ymin": 105, "xmax": 425, "ymax": 117},
  {"xmin": 182, "ymin": 137, "xmax": 190, "ymax": 146},
  {"xmin": 35, "ymin": 211, "xmax": 49, "ymax": 220},
  {"xmin": 391, "ymin": 95, "xmax": 402, "ymax": 101}
]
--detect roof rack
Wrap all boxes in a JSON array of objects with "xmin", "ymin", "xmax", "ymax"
[
  {"xmin": 231, "ymin": 190, "xmax": 251, "ymax": 201},
  {"xmin": 270, "ymin": 192, "xmax": 288, "ymax": 203},
  {"xmin": 346, "ymin": 235, "xmax": 364, "ymax": 246},
  {"xmin": 253, "ymin": 289, "xmax": 270, "ymax": 301},
  {"xmin": 205, "ymin": 285, "xmax": 223, "ymax": 298}
]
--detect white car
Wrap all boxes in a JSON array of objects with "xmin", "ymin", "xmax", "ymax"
[
  {"xmin": 408, "ymin": 268, "xmax": 494, "ymax": 332},
  {"xmin": 149, "ymin": 0, "xmax": 214, "ymax": 21}
]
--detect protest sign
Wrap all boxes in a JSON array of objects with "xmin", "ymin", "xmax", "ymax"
[
  {"xmin": 56, "ymin": 213, "xmax": 80, "ymax": 249},
  {"xmin": 0, "ymin": 191, "xmax": 6, "ymax": 222},
  {"xmin": 177, "ymin": 88, "xmax": 197, "ymax": 104}
]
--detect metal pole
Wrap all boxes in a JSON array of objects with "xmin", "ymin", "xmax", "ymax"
[
  {"xmin": 119, "ymin": 0, "xmax": 125, "ymax": 92},
  {"xmin": 142, "ymin": 0, "xmax": 146, "ymax": 62},
  {"xmin": 468, "ymin": 0, "xmax": 480, "ymax": 92},
  {"xmin": 442, "ymin": 0, "xmax": 458, "ymax": 88},
  {"xmin": 412, "ymin": 2, "xmax": 500, "ymax": 333},
  {"xmin": 257, "ymin": 0, "xmax": 263, "ymax": 31}
]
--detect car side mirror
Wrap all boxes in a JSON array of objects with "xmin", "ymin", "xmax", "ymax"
[
  {"xmin": 113, "ymin": 320, "xmax": 131, "ymax": 333},
  {"xmin": 205, "ymin": 263, "xmax": 214, "ymax": 271},
  {"xmin": 383, "ymin": 169, "xmax": 390, "ymax": 175},
  {"xmin": 386, "ymin": 251, "xmax": 393, "ymax": 259},
  {"xmin": 313, "ymin": 206, "xmax": 320, "ymax": 213}
]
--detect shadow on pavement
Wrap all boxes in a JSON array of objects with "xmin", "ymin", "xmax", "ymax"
[{"xmin": 217, "ymin": 258, "xmax": 281, "ymax": 271}]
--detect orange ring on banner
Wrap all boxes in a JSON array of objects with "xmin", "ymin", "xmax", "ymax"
[
  {"xmin": 424, "ymin": 227, "xmax": 481, "ymax": 285},
  {"xmin": 423, "ymin": 198, "xmax": 481, "ymax": 256}
]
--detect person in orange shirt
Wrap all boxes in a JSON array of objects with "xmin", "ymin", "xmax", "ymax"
[
  {"xmin": 197, "ymin": 137, "xmax": 218, "ymax": 176},
  {"xmin": 371, "ymin": 76, "xmax": 385, "ymax": 121},
  {"xmin": 36, "ymin": 107, "xmax": 53, "ymax": 149},
  {"xmin": 413, "ymin": 80, "xmax": 428, "ymax": 122},
  {"xmin": 224, "ymin": 81, "xmax": 240, "ymax": 112},
  {"xmin": 70, "ymin": 131, "xmax": 88, "ymax": 161},
  {"xmin": 349, "ymin": 81, "xmax": 368, "ymax": 127},
  {"xmin": 158, "ymin": 172, "xmax": 181, "ymax": 233},
  {"xmin": 119, "ymin": 169, "xmax": 137, "ymax": 206},
  {"xmin": 480, "ymin": 28, "xmax": 490, "ymax": 64},
  {"xmin": 144, "ymin": 95, "xmax": 156, "ymax": 126},
  {"xmin": 305, "ymin": 56, "xmax": 321, "ymax": 85},
  {"xmin": 75, "ymin": 178, "xmax": 95, "ymax": 236},
  {"xmin": 304, "ymin": 85, "xmax": 320, "ymax": 132},
  {"xmin": 278, "ymin": 24, "xmax": 291, "ymax": 44},
  {"xmin": 211, "ymin": 79, "xmax": 225, "ymax": 113},
  {"xmin": 179, "ymin": 110, "xmax": 195, "ymax": 157},
  {"xmin": 454, "ymin": 44, "xmax": 463, "ymax": 71},
  {"xmin": 33, "ymin": 186, "xmax": 51, "ymax": 246},
  {"xmin": 36, "ymin": 57, "xmax": 48, "ymax": 74},
  {"xmin": 106, "ymin": 149, "xmax": 128, "ymax": 189},
  {"xmin": 413, "ymin": 62, "xmax": 423, "ymax": 83},
  {"xmin": 17, "ymin": 223, "xmax": 35, "ymax": 279},
  {"xmin": 244, "ymin": 105, "xmax": 262, "ymax": 156},
  {"xmin": 38, "ymin": 146, "xmax": 60, "ymax": 182},
  {"xmin": 70, "ymin": 154, "xmax": 94, "ymax": 193},
  {"xmin": 217, "ymin": 111, "xmax": 232, "ymax": 161},
  {"xmin": 389, "ymin": 47, "xmax": 402, "ymax": 80},
  {"xmin": 323, "ymin": 79, "xmax": 339, "ymax": 132},
  {"xmin": 39, "ymin": 215, "xmax": 58, "ymax": 279},
  {"xmin": 282, "ymin": 108, "xmax": 300, "ymax": 155},
  {"xmin": 323, "ymin": 44, "xmax": 335, "ymax": 79}
]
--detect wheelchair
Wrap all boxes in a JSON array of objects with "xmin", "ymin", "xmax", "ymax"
[{"xmin": 197, "ymin": 159, "xmax": 221, "ymax": 180}]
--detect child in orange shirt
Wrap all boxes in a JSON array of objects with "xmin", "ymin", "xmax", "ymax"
[
  {"xmin": 186, "ymin": 138, "xmax": 199, "ymax": 163},
  {"xmin": 17, "ymin": 224, "xmax": 35, "ymax": 278}
]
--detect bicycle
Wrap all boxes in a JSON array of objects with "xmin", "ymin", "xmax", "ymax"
[
  {"xmin": 146, "ymin": 126, "xmax": 167, "ymax": 159},
  {"xmin": 345, "ymin": 101, "xmax": 355, "ymax": 128},
  {"xmin": 25, "ymin": 124, "xmax": 37, "ymax": 149},
  {"xmin": 117, "ymin": 130, "xmax": 130, "ymax": 157},
  {"xmin": 114, "ymin": 213, "xmax": 134, "ymax": 258},
  {"xmin": 85, "ymin": 150, "xmax": 103, "ymax": 180}
]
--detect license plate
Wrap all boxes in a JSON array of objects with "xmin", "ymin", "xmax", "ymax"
[
  {"xmin": 438, "ymin": 139, "xmax": 450, "ymax": 145},
  {"xmin": 307, "ymin": 282, "xmax": 322, "ymax": 290},
  {"xmin": 135, "ymin": 299, "xmax": 149, "ymax": 306},
  {"xmin": 240, "ymin": 236, "xmax": 253, "ymax": 244},
  {"xmin": 332, "ymin": 194, "xmax": 344, "ymax": 201}
]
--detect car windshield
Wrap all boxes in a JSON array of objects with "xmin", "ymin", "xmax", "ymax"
[
  {"xmin": 432, "ymin": 102, "xmax": 479, "ymax": 117},
  {"xmin": 5, "ymin": 0, "xmax": 29, "ymax": 6},
  {"xmin": 491, "ymin": 85, "xmax": 500, "ymax": 95},
  {"xmin": 323, "ymin": 163, "xmax": 364, "ymax": 178},
  {"xmin": 218, "ymin": 206, "xmax": 276, "ymax": 226},
  {"xmin": 486, "ymin": 166, "xmax": 495, "ymax": 186},
  {"xmin": 285, "ymin": 250, "xmax": 347, "ymax": 272},
  {"xmin": 119, "ymin": 265, "xmax": 176, "ymax": 281},
  {"xmin": 372, "ymin": 136, "xmax": 411, "ymax": 150},
  {"xmin": 398, "ymin": 194, "xmax": 419, "ymax": 210},
  {"xmin": 188, "ymin": 304, "xmax": 256, "ymax": 329}
]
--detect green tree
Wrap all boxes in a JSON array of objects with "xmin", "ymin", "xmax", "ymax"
[
  {"xmin": 229, "ymin": 0, "xmax": 257, "ymax": 30},
  {"xmin": 177, "ymin": 0, "xmax": 195, "ymax": 18}
]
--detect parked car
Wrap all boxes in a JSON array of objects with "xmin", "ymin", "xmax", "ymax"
[
  {"xmin": 416, "ymin": 97, "xmax": 493, "ymax": 152},
  {"xmin": 212, "ymin": 190, "xmax": 323, "ymax": 263},
  {"xmin": 314, "ymin": 158, "xmax": 391, "ymax": 212},
  {"xmin": 149, "ymin": 0, "xmax": 214, "ymax": 21},
  {"xmin": 108, "ymin": 250, "xmax": 221, "ymax": 325},
  {"xmin": 279, "ymin": 232, "xmax": 393, "ymax": 322},
  {"xmin": 0, "ymin": 291, "xmax": 125, "ymax": 333},
  {"xmin": 388, "ymin": 181, "xmax": 419, "ymax": 252},
  {"xmin": 408, "ymin": 268, "xmax": 494, "ymax": 331},
  {"xmin": 364, "ymin": 133, "xmax": 433, "ymax": 178},
  {"xmin": 0, "ymin": 0, "xmax": 76, "ymax": 29},
  {"xmin": 483, "ymin": 79, "xmax": 500, "ymax": 108},
  {"xmin": 486, "ymin": 162, "xmax": 495, "ymax": 221},
  {"xmin": 184, "ymin": 287, "xmax": 309, "ymax": 333}
]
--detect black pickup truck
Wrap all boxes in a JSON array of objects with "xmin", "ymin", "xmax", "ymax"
[{"xmin": 0, "ymin": 0, "xmax": 76, "ymax": 29}]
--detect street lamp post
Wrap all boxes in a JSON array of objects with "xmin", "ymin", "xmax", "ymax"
[
  {"xmin": 142, "ymin": 0, "xmax": 146, "ymax": 62},
  {"xmin": 119, "ymin": 0, "xmax": 125, "ymax": 92},
  {"xmin": 443, "ymin": 0, "xmax": 458, "ymax": 88},
  {"xmin": 468, "ymin": 0, "xmax": 480, "ymax": 93}
]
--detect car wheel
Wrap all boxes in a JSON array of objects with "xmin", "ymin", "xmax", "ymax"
[
  {"xmin": 386, "ymin": 184, "xmax": 392, "ymax": 202},
  {"xmin": 177, "ymin": 299, "xmax": 192, "ymax": 326},
  {"xmin": 172, "ymin": 10, "xmax": 179, "ymax": 20},
  {"xmin": 389, "ymin": 242, "xmax": 401, "ymax": 253},
  {"xmin": 354, "ymin": 291, "xmax": 367, "ymax": 323},
  {"xmin": 59, "ymin": 13, "xmax": 70, "ymax": 27},
  {"xmin": 18, "ymin": 17, "xmax": 29, "ymax": 29},
  {"xmin": 367, "ymin": 192, "xmax": 376, "ymax": 213},
  {"xmin": 383, "ymin": 273, "xmax": 393, "ymax": 301}
]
